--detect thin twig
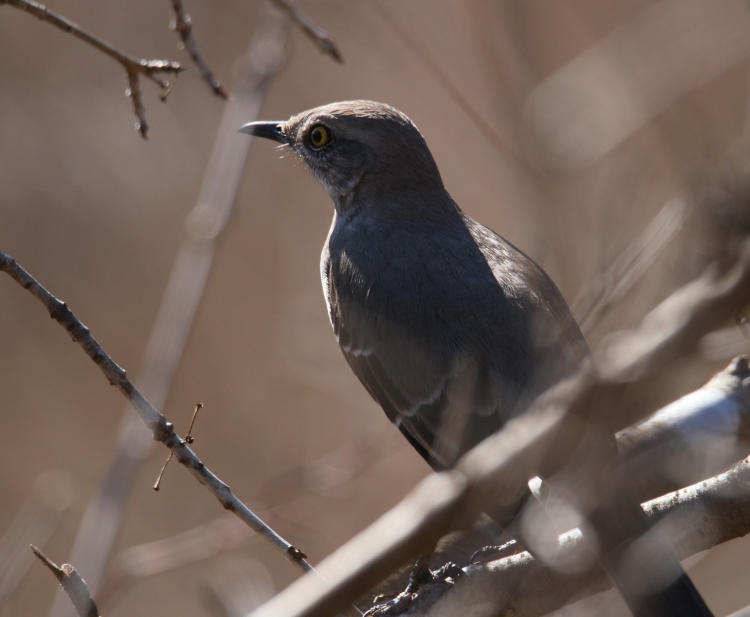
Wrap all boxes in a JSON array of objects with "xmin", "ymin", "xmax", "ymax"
[
  {"xmin": 0, "ymin": 251, "xmax": 313, "ymax": 575},
  {"xmin": 152, "ymin": 451, "xmax": 174, "ymax": 492},
  {"xmin": 153, "ymin": 402, "xmax": 202, "ymax": 490},
  {"xmin": 271, "ymin": 0, "xmax": 342, "ymax": 62},
  {"xmin": 169, "ymin": 0, "xmax": 227, "ymax": 98},
  {"xmin": 124, "ymin": 70, "xmax": 149, "ymax": 138},
  {"xmin": 3, "ymin": 0, "xmax": 182, "ymax": 138},
  {"xmin": 31, "ymin": 546, "xmax": 100, "ymax": 617}
]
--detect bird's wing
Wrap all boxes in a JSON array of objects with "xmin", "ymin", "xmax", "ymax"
[
  {"xmin": 325, "ymin": 260, "xmax": 522, "ymax": 470},
  {"xmin": 321, "ymin": 213, "xmax": 587, "ymax": 470}
]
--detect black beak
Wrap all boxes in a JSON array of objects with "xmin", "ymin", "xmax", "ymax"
[{"xmin": 238, "ymin": 121, "xmax": 286, "ymax": 143}]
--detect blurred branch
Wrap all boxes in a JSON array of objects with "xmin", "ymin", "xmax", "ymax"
[
  {"xmin": 618, "ymin": 355, "xmax": 750, "ymax": 502},
  {"xmin": 0, "ymin": 471, "xmax": 73, "ymax": 603},
  {"xmin": 98, "ymin": 429, "xmax": 392, "ymax": 605},
  {"xmin": 45, "ymin": 10, "xmax": 290, "ymax": 617},
  {"xmin": 522, "ymin": 0, "xmax": 750, "ymax": 170},
  {"xmin": 169, "ymin": 0, "xmax": 227, "ymax": 99},
  {"xmin": 98, "ymin": 515, "xmax": 251, "ymax": 605},
  {"xmin": 270, "ymin": 0, "xmax": 342, "ymax": 62},
  {"xmin": 31, "ymin": 546, "xmax": 100, "ymax": 617},
  {"xmin": 730, "ymin": 605, "xmax": 750, "ymax": 617},
  {"xmin": 415, "ymin": 353, "xmax": 750, "ymax": 596},
  {"xmin": 374, "ymin": 455, "xmax": 750, "ymax": 617},
  {"xmin": 1, "ymin": 0, "xmax": 183, "ymax": 138},
  {"xmin": 370, "ymin": 1, "xmax": 526, "ymax": 176},
  {"xmin": 202, "ymin": 557, "xmax": 277, "ymax": 617},
  {"xmin": 248, "ymin": 240, "xmax": 750, "ymax": 617},
  {"xmin": 573, "ymin": 198, "xmax": 686, "ymax": 334},
  {"xmin": 0, "ymin": 250, "xmax": 315, "ymax": 570},
  {"xmin": 701, "ymin": 322, "xmax": 750, "ymax": 361}
]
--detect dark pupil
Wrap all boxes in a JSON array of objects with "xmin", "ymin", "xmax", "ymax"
[{"xmin": 312, "ymin": 128, "xmax": 324, "ymax": 144}]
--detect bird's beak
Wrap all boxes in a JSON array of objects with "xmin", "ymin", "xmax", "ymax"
[{"xmin": 238, "ymin": 121, "xmax": 286, "ymax": 143}]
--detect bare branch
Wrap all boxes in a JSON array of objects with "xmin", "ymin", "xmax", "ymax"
[
  {"xmin": 169, "ymin": 0, "xmax": 227, "ymax": 99},
  {"xmin": 124, "ymin": 70, "xmax": 149, "ymax": 138},
  {"xmin": 0, "ymin": 251, "xmax": 313, "ymax": 575},
  {"xmin": 2, "ymin": 0, "xmax": 183, "ymax": 138},
  {"xmin": 31, "ymin": 546, "xmax": 100, "ymax": 617},
  {"xmin": 271, "ymin": 0, "xmax": 342, "ymax": 62}
]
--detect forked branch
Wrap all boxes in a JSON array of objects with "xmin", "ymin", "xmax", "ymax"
[{"xmin": 2, "ymin": 0, "xmax": 182, "ymax": 138}]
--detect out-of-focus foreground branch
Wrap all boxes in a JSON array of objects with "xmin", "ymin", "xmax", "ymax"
[
  {"xmin": 247, "ymin": 240, "xmax": 750, "ymax": 617},
  {"xmin": 363, "ymin": 354, "xmax": 750, "ymax": 616},
  {"xmin": 389, "ymin": 454, "xmax": 750, "ymax": 617}
]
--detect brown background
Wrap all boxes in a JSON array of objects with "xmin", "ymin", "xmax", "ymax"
[{"xmin": 2, "ymin": 1, "xmax": 749, "ymax": 616}]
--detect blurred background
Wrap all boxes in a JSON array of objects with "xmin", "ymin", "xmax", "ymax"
[{"xmin": 1, "ymin": 1, "xmax": 750, "ymax": 615}]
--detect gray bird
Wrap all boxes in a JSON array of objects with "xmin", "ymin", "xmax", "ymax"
[
  {"xmin": 240, "ymin": 100, "xmax": 712, "ymax": 617},
  {"xmin": 242, "ymin": 100, "xmax": 586, "ymax": 472}
]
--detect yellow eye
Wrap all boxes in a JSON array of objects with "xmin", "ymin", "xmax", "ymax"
[{"xmin": 309, "ymin": 124, "xmax": 329, "ymax": 149}]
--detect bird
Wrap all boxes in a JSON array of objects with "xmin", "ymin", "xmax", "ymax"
[{"xmin": 240, "ymin": 100, "xmax": 712, "ymax": 617}]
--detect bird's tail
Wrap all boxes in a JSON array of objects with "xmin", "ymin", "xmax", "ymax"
[{"xmin": 589, "ymin": 483, "xmax": 713, "ymax": 617}]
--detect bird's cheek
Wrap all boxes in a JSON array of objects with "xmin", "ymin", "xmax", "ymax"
[{"xmin": 322, "ymin": 166, "xmax": 365, "ymax": 198}]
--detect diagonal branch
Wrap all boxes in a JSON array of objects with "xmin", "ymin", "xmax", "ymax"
[
  {"xmin": 271, "ymin": 0, "xmax": 342, "ymax": 62},
  {"xmin": 169, "ymin": 0, "xmax": 227, "ymax": 99},
  {"xmin": 573, "ymin": 198, "xmax": 686, "ymax": 334},
  {"xmin": 2, "ymin": 0, "xmax": 183, "ymax": 138},
  {"xmin": 0, "ymin": 251, "xmax": 313, "ymax": 575}
]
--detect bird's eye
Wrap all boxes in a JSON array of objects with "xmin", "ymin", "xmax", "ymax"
[{"xmin": 309, "ymin": 124, "xmax": 330, "ymax": 149}]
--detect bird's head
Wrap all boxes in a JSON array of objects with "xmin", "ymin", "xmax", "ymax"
[{"xmin": 240, "ymin": 100, "xmax": 444, "ymax": 211}]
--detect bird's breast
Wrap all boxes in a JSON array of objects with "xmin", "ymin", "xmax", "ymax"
[{"xmin": 323, "ymin": 215, "xmax": 510, "ymax": 346}]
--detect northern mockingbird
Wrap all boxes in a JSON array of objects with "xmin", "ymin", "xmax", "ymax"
[{"xmin": 241, "ymin": 100, "xmax": 712, "ymax": 617}]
